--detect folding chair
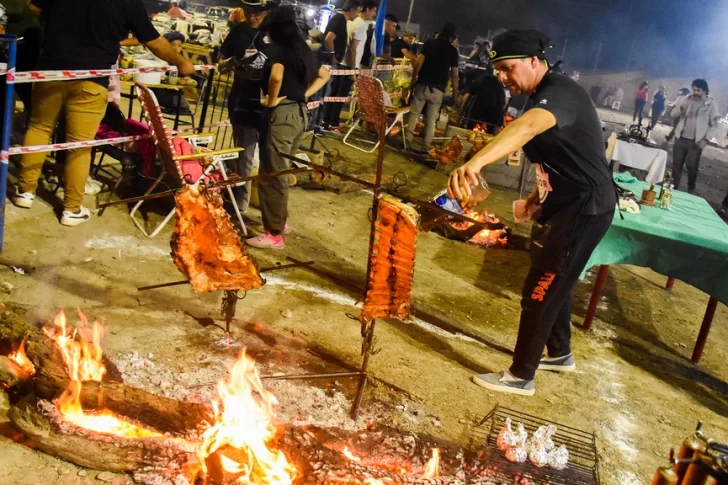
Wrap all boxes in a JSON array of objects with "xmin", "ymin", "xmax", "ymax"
[
  {"xmin": 342, "ymin": 76, "xmax": 410, "ymax": 153},
  {"xmin": 130, "ymin": 83, "xmax": 247, "ymax": 238}
]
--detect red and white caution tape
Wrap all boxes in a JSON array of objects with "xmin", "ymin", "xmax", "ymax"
[
  {"xmin": 328, "ymin": 64, "xmax": 412, "ymax": 76},
  {"xmin": 3, "ymin": 65, "xmax": 215, "ymax": 84}
]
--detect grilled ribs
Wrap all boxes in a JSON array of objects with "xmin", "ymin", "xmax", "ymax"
[{"xmin": 170, "ymin": 185, "xmax": 264, "ymax": 294}]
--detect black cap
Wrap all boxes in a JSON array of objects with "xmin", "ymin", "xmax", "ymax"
[
  {"xmin": 164, "ymin": 31, "xmax": 187, "ymax": 43},
  {"xmin": 490, "ymin": 29, "xmax": 550, "ymax": 63},
  {"xmin": 241, "ymin": 0, "xmax": 275, "ymax": 13},
  {"xmin": 441, "ymin": 23, "xmax": 456, "ymax": 41}
]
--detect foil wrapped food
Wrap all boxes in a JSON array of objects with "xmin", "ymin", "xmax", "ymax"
[
  {"xmin": 497, "ymin": 419, "xmax": 529, "ymax": 463},
  {"xmin": 548, "ymin": 445, "xmax": 569, "ymax": 470},
  {"xmin": 527, "ymin": 424, "xmax": 558, "ymax": 467}
]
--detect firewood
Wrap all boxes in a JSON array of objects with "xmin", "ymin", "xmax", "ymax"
[
  {"xmin": 8, "ymin": 396, "xmax": 200, "ymax": 476},
  {"xmin": 0, "ymin": 355, "xmax": 31, "ymax": 388}
]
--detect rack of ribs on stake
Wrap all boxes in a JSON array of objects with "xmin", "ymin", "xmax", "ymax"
[{"xmin": 360, "ymin": 195, "xmax": 420, "ymax": 324}]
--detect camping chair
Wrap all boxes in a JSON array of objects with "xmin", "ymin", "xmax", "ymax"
[
  {"xmin": 161, "ymin": 73, "xmax": 209, "ymax": 130},
  {"xmin": 130, "ymin": 83, "xmax": 247, "ymax": 238},
  {"xmin": 342, "ymin": 76, "xmax": 409, "ymax": 153}
]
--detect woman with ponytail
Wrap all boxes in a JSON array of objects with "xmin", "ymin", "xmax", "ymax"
[{"xmin": 246, "ymin": 6, "xmax": 330, "ymax": 249}]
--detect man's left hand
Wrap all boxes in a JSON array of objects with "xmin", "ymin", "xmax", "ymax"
[
  {"xmin": 178, "ymin": 60, "xmax": 196, "ymax": 77},
  {"xmin": 698, "ymin": 139, "xmax": 709, "ymax": 150},
  {"xmin": 447, "ymin": 159, "xmax": 484, "ymax": 200}
]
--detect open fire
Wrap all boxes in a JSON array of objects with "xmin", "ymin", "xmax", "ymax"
[
  {"xmin": 42, "ymin": 309, "xmax": 163, "ymax": 438},
  {"xmin": 450, "ymin": 210, "xmax": 508, "ymax": 247},
  {"xmin": 8, "ymin": 340, "xmax": 35, "ymax": 375}
]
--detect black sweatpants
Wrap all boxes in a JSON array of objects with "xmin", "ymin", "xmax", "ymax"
[
  {"xmin": 673, "ymin": 137, "xmax": 703, "ymax": 193},
  {"xmin": 322, "ymin": 64, "xmax": 354, "ymax": 128},
  {"xmin": 510, "ymin": 210, "xmax": 614, "ymax": 381}
]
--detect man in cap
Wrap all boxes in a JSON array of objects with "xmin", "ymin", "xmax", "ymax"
[
  {"xmin": 219, "ymin": 0, "xmax": 273, "ymax": 216},
  {"xmin": 448, "ymin": 30, "xmax": 616, "ymax": 396},
  {"xmin": 404, "ymin": 22, "xmax": 459, "ymax": 150}
]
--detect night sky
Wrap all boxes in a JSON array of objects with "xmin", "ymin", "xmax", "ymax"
[{"xmin": 372, "ymin": 0, "xmax": 726, "ymax": 77}]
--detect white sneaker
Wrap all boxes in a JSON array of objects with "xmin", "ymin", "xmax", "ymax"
[
  {"xmin": 60, "ymin": 207, "xmax": 91, "ymax": 227},
  {"xmin": 11, "ymin": 191, "xmax": 34, "ymax": 208}
]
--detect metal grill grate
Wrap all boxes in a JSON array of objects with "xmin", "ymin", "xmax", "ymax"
[{"xmin": 476, "ymin": 405, "xmax": 600, "ymax": 485}]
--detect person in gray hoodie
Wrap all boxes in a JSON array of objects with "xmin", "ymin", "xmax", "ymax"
[{"xmin": 670, "ymin": 79, "xmax": 721, "ymax": 194}]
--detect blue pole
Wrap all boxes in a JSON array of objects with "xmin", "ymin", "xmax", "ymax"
[
  {"xmin": 374, "ymin": 0, "xmax": 387, "ymax": 57},
  {"xmin": 0, "ymin": 35, "xmax": 17, "ymax": 254}
]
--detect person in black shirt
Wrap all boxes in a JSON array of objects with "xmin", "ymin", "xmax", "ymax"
[
  {"xmin": 460, "ymin": 72, "xmax": 505, "ymax": 133},
  {"xmin": 246, "ymin": 6, "xmax": 330, "ymax": 250},
  {"xmin": 389, "ymin": 32, "xmax": 416, "ymax": 61},
  {"xmin": 218, "ymin": 0, "xmax": 273, "ymax": 215},
  {"xmin": 12, "ymin": 0, "xmax": 193, "ymax": 227},
  {"xmin": 323, "ymin": 0, "xmax": 361, "ymax": 65},
  {"xmin": 404, "ymin": 22, "xmax": 459, "ymax": 149},
  {"xmin": 448, "ymin": 30, "xmax": 616, "ymax": 397}
]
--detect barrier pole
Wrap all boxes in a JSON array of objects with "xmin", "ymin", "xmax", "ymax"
[{"xmin": 0, "ymin": 35, "xmax": 18, "ymax": 254}]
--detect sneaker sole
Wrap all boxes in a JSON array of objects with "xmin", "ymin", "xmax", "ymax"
[
  {"xmin": 60, "ymin": 217, "xmax": 90, "ymax": 227},
  {"xmin": 12, "ymin": 200, "xmax": 33, "ymax": 209},
  {"xmin": 538, "ymin": 362, "xmax": 576, "ymax": 373},
  {"xmin": 471, "ymin": 375, "xmax": 535, "ymax": 397},
  {"xmin": 245, "ymin": 242, "xmax": 285, "ymax": 249}
]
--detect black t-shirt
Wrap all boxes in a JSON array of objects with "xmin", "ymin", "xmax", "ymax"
[
  {"xmin": 417, "ymin": 38, "xmax": 459, "ymax": 91},
  {"xmin": 220, "ymin": 22, "xmax": 270, "ymax": 125},
  {"xmin": 465, "ymin": 73, "xmax": 505, "ymax": 129},
  {"xmin": 263, "ymin": 44, "xmax": 320, "ymax": 103},
  {"xmin": 390, "ymin": 37, "xmax": 409, "ymax": 59},
  {"xmin": 360, "ymin": 24, "xmax": 375, "ymax": 67},
  {"xmin": 522, "ymin": 73, "xmax": 616, "ymax": 222},
  {"xmin": 324, "ymin": 13, "xmax": 348, "ymax": 64},
  {"xmin": 33, "ymin": 0, "xmax": 159, "ymax": 87}
]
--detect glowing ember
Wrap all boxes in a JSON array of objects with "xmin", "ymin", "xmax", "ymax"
[
  {"xmin": 423, "ymin": 448, "xmax": 440, "ymax": 478},
  {"xmin": 198, "ymin": 349, "xmax": 296, "ymax": 485},
  {"xmin": 342, "ymin": 446, "xmax": 362, "ymax": 462},
  {"xmin": 8, "ymin": 340, "xmax": 35, "ymax": 375},
  {"xmin": 451, "ymin": 210, "xmax": 508, "ymax": 247},
  {"xmin": 44, "ymin": 309, "xmax": 161, "ymax": 439}
]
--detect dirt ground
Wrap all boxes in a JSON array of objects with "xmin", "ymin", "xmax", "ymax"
[{"xmin": 0, "ymin": 124, "xmax": 727, "ymax": 485}]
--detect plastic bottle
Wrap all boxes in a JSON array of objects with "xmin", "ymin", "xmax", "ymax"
[{"xmin": 434, "ymin": 192, "xmax": 464, "ymax": 214}]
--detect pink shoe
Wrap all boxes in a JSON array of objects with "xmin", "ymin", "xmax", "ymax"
[
  {"xmin": 246, "ymin": 232, "xmax": 285, "ymax": 249},
  {"xmin": 282, "ymin": 223, "xmax": 291, "ymax": 235}
]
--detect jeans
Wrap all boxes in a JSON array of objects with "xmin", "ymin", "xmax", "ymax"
[
  {"xmin": 258, "ymin": 103, "xmax": 307, "ymax": 235},
  {"xmin": 509, "ymin": 210, "xmax": 614, "ymax": 381},
  {"xmin": 19, "ymin": 80, "xmax": 107, "ymax": 211},
  {"xmin": 673, "ymin": 137, "xmax": 702, "ymax": 193},
  {"xmin": 322, "ymin": 64, "xmax": 354, "ymax": 127},
  {"xmin": 231, "ymin": 124, "xmax": 260, "ymax": 211},
  {"xmin": 633, "ymin": 99, "xmax": 646, "ymax": 124},
  {"xmin": 405, "ymin": 84, "xmax": 444, "ymax": 147}
]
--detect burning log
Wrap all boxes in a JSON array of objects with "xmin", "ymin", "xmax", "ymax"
[
  {"xmin": 0, "ymin": 355, "xmax": 31, "ymax": 388},
  {"xmin": 9, "ymin": 396, "xmax": 199, "ymax": 476}
]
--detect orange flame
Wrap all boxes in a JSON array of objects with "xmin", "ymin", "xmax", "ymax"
[
  {"xmin": 342, "ymin": 446, "xmax": 362, "ymax": 463},
  {"xmin": 8, "ymin": 340, "xmax": 35, "ymax": 375},
  {"xmin": 198, "ymin": 349, "xmax": 296, "ymax": 485},
  {"xmin": 423, "ymin": 448, "xmax": 440, "ymax": 478},
  {"xmin": 44, "ymin": 309, "xmax": 161, "ymax": 439}
]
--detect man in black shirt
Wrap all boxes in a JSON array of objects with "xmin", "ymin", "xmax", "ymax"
[
  {"xmin": 404, "ymin": 22, "xmax": 459, "ymax": 149},
  {"xmin": 460, "ymin": 72, "xmax": 505, "ymax": 133},
  {"xmin": 12, "ymin": 0, "xmax": 193, "ymax": 226},
  {"xmin": 321, "ymin": 0, "xmax": 361, "ymax": 130},
  {"xmin": 218, "ymin": 0, "xmax": 273, "ymax": 215},
  {"xmin": 448, "ymin": 30, "xmax": 616, "ymax": 396},
  {"xmin": 323, "ymin": 0, "xmax": 361, "ymax": 65},
  {"xmin": 390, "ymin": 32, "xmax": 416, "ymax": 61}
]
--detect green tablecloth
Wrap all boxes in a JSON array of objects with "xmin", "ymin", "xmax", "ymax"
[{"xmin": 584, "ymin": 175, "xmax": 728, "ymax": 305}]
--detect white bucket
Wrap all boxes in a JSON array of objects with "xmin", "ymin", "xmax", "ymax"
[{"xmin": 133, "ymin": 59, "xmax": 166, "ymax": 85}]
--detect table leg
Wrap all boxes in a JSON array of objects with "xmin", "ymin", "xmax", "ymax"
[
  {"xmin": 583, "ymin": 265, "xmax": 610, "ymax": 331},
  {"xmin": 665, "ymin": 277, "xmax": 676, "ymax": 291},
  {"xmin": 174, "ymin": 91, "xmax": 182, "ymax": 131},
  {"xmin": 691, "ymin": 297, "xmax": 718, "ymax": 364}
]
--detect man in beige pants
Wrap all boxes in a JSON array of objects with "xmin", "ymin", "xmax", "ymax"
[{"xmin": 12, "ymin": 0, "xmax": 194, "ymax": 226}]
